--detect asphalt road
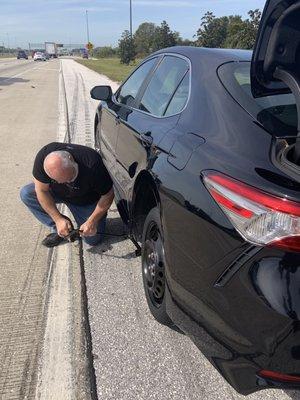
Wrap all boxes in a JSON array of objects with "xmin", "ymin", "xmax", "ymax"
[{"xmin": 0, "ymin": 59, "xmax": 60, "ymax": 399}]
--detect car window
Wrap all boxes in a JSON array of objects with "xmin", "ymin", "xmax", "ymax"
[
  {"xmin": 218, "ymin": 62, "xmax": 298, "ymax": 136},
  {"xmin": 164, "ymin": 72, "xmax": 189, "ymax": 116},
  {"xmin": 139, "ymin": 56, "xmax": 189, "ymax": 117},
  {"xmin": 116, "ymin": 58, "xmax": 157, "ymax": 107}
]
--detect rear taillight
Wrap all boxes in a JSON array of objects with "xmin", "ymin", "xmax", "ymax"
[
  {"xmin": 203, "ymin": 172, "xmax": 300, "ymax": 252},
  {"xmin": 258, "ymin": 369, "xmax": 300, "ymax": 383}
]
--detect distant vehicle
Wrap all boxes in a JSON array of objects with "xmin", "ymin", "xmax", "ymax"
[
  {"xmin": 82, "ymin": 52, "xmax": 88, "ymax": 59},
  {"xmin": 17, "ymin": 50, "xmax": 28, "ymax": 60},
  {"xmin": 44, "ymin": 52, "xmax": 50, "ymax": 60},
  {"xmin": 33, "ymin": 52, "xmax": 46, "ymax": 61},
  {"xmin": 45, "ymin": 42, "xmax": 57, "ymax": 58}
]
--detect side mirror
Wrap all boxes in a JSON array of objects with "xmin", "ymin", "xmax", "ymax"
[{"xmin": 90, "ymin": 85, "xmax": 113, "ymax": 101}]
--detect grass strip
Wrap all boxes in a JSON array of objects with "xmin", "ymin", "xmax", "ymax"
[{"xmin": 76, "ymin": 57, "xmax": 142, "ymax": 83}]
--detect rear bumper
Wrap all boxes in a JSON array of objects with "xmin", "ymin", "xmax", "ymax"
[
  {"xmin": 165, "ymin": 247, "xmax": 300, "ymax": 395},
  {"xmin": 165, "ymin": 284, "xmax": 261, "ymax": 395}
]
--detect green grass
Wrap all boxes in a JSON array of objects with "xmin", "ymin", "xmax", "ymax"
[{"xmin": 76, "ymin": 57, "xmax": 142, "ymax": 83}]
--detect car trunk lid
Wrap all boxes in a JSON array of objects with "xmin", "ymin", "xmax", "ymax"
[
  {"xmin": 251, "ymin": 0, "xmax": 300, "ymax": 97},
  {"xmin": 251, "ymin": 0, "xmax": 300, "ymax": 166}
]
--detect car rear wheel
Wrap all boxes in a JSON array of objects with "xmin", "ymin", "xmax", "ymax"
[{"xmin": 141, "ymin": 207, "xmax": 173, "ymax": 327}]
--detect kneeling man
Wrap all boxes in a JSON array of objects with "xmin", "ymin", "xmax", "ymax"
[{"xmin": 20, "ymin": 142, "xmax": 114, "ymax": 247}]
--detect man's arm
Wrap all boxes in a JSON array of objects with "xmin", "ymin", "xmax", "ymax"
[
  {"xmin": 80, "ymin": 188, "xmax": 114, "ymax": 236},
  {"xmin": 34, "ymin": 178, "xmax": 72, "ymax": 236}
]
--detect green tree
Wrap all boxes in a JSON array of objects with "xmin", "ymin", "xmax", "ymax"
[
  {"xmin": 224, "ymin": 16, "xmax": 246, "ymax": 48},
  {"xmin": 195, "ymin": 12, "xmax": 229, "ymax": 48},
  {"xmin": 152, "ymin": 20, "xmax": 177, "ymax": 51},
  {"xmin": 195, "ymin": 9, "xmax": 262, "ymax": 50},
  {"xmin": 249, "ymin": 9, "xmax": 262, "ymax": 30},
  {"xmin": 225, "ymin": 9, "xmax": 262, "ymax": 49},
  {"xmin": 173, "ymin": 31, "xmax": 193, "ymax": 46},
  {"xmin": 118, "ymin": 30, "xmax": 136, "ymax": 64},
  {"xmin": 134, "ymin": 22, "xmax": 157, "ymax": 57}
]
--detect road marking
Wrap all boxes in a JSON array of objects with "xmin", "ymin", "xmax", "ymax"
[{"xmin": 34, "ymin": 68, "xmax": 60, "ymax": 71}]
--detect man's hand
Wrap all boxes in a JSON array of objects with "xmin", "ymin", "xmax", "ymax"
[
  {"xmin": 80, "ymin": 188, "xmax": 114, "ymax": 237},
  {"xmin": 56, "ymin": 217, "xmax": 73, "ymax": 237},
  {"xmin": 80, "ymin": 219, "xmax": 97, "ymax": 237}
]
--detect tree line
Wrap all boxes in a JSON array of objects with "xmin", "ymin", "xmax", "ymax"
[{"xmin": 92, "ymin": 9, "xmax": 261, "ymax": 64}]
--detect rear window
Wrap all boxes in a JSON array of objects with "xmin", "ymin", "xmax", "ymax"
[{"xmin": 218, "ymin": 62, "xmax": 298, "ymax": 136}]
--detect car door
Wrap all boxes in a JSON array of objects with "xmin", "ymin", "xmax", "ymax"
[
  {"xmin": 114, "ymin": 55, "xmax": 190, "ymax": 203},
  {"xmin": 99, "ymin": 57, "xmax": 158, "ymax": 178}
]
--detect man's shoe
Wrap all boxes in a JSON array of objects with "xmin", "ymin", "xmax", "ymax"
[{"xmin": 42, "ymin": 233, "xmax": 67, "ymax": 248}]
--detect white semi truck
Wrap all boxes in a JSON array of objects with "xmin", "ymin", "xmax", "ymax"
[{"xmin": 45, "ymin": 42, "xmax": 57, "ymax": 58}]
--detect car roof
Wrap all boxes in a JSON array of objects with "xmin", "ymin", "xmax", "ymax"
[{"xmin": 152, "ymin": 46, "xmax": 252, "ymax": 67}]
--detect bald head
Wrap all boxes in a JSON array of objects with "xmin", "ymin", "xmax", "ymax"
[{"xmin": 44, "ymin": 151, "xmax": 78, "ymax": 183}]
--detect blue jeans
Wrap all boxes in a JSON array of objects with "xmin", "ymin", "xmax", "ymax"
[{"xmin": 20, "ymin": 183, "xmax": 106, "ymax": 246}]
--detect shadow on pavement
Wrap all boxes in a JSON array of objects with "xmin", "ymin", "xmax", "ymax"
[
  {"xmin": 86, "ymin": 216, "xmax": 133, "ymax": 257},
  {"xmin": 0, "ymin": 77, "xmax": 30, "ymax": 86},
  {"xmin": 285, "ymin": 390, "xmax": 300, "ymax": 399}
]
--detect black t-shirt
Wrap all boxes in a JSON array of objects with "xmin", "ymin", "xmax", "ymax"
[{"xmin": 33, "ymin": 142, "xmax": 113, "ymax": 205}]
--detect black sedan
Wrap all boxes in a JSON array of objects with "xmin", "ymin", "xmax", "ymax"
[
  {"xmin": 91, "ymin": 0, "xmax": 300, "ymax": 395},
  {"xmin": 17, "ymin": 50, "xmax": 28, "ymax": 60}
]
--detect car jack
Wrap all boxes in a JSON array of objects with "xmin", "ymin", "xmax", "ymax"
[
  {"xmin": 62, "ymin": 215, "xmax": 142, "ymax": 257},
  {"xmin": 128, "ymin": 235, "xmax": 142, "ymax": 257}
]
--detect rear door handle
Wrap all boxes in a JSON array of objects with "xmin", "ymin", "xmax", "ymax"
[{"xmin": 140, "ymin": 131, "xmax": 153, "ymax": 147}]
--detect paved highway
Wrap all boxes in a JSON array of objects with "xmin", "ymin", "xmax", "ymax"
[
  {"xmin": 0, "ymin": 59, "xmax": 60, "ymax": 399},
  {"xmin": 0, "ymin": 58, "xmax": 36, "ymax": 83}
]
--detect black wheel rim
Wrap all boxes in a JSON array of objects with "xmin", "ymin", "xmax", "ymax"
[{"xmin": 143, "ymin": 221, "xmax": 166, "ymax": 308}]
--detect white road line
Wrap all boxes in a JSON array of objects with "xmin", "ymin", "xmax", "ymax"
[{"xmin": 35, "ymin": 68, "xmax": 60, "ymax": 71}]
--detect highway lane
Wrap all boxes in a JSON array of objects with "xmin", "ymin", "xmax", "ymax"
[
  {"xmin": 0, "ymin": 59, "xmax": 43, "ymax": 84},
  {"xmin": 0, "ymin": 59, "xmax": 60, "ymax": 399},
  {"xmin": 0, "ymin": 58, "xmax": 33, "ymax": 67},
  {"xmin": 0, "ymin": 58, "xmax": 29, "ymax": 68}
]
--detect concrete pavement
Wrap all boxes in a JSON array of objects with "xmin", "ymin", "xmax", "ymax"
[
  {"xmin": 0, "ymin": 59, "xmax": 61, "ymax": 398},
  {"xmin": 0, "ymin": 59, "xmax": 92, "ymax": 400}
]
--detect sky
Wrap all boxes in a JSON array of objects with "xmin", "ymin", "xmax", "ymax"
[{"xmin": 0, "ymin": 0, "xmax": 266, "ymax": 49}]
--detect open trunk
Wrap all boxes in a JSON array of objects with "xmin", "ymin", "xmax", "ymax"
[{"xmin": 251, "ymin": 0, "xmax": 300, "ymax": 167}]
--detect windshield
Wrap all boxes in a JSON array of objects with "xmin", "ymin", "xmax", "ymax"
[{"xmin": 218, "ymin": 62, "xmax": 298, "ymax": 136}]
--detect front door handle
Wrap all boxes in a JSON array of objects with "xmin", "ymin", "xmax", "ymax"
[{"xmin": 140, "ymin": 131, "xmax": 153, "ymax": 147}]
